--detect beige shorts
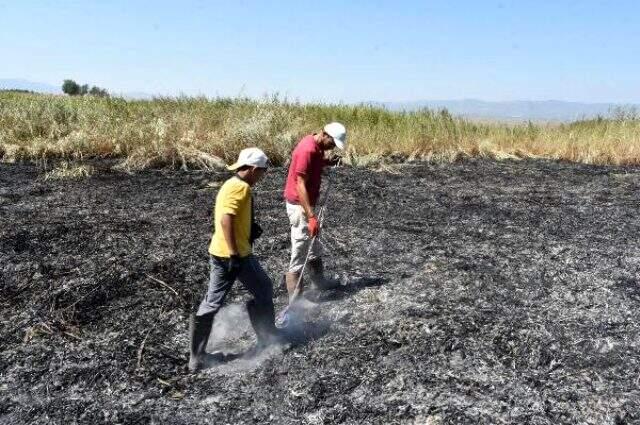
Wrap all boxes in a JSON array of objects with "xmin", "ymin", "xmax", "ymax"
[{"xmin": 286, "ymin": 202, "xmax": 322, "ymax": 273}]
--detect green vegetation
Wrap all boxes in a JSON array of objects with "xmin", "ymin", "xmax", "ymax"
[
  {"xmin": 0, "ymin": 89, "xmax": 35, "ymax": 94},
  {"xmin": 62, "ymin": 79, "xmax": 109, "ymax": 97},
  {"xmin": 1, "ymin": 91, "xmax": 639, "ymax": 171}
]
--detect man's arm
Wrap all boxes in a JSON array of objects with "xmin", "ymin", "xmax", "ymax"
[
  {"xmin": 296, "ymin": 175, "xmax": 314, "ymax": 219},
  {"xmin": 221, "ymin": 214, "xmax": 239, "ymax": 255}
]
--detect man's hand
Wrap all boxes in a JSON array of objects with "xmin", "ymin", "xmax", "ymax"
[
  {"xmin": 228, "ymin": 254, "xmax": 241, "ymax": 278},
  {"xmin": 325, "ymin": 153, "xmax": 342, "ymax": 167},
  {"xmin": 308, "ymin": 215, "xmax": 319, "ymax": 237}
]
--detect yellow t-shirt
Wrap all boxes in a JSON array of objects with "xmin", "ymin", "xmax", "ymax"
[{"xmin": 208, "ymin": 176, "xmax": 252, "ymax": 258}]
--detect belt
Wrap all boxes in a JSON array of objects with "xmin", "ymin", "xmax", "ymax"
[
  {"xmin": 211, "ymin": 254, "xmax": 249, "ymax": 262},
  {"xmin": 286, "ymin": 200, "xmax": 316, "ymax": 208}
]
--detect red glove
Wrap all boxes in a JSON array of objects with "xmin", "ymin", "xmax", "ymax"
[{"xmin": 308, "ymin": 215, "xmax": 319, "ymax": 237}]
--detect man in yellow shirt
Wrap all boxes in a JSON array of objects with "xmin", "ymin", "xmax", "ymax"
[{"xmin": 189, "ymin": 148, "xmax": 278, "ymax": 372}]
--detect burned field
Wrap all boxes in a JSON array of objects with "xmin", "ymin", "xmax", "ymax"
[{"xmin": 1, "ymin": 159, "xmax": 640, "ymax": 424}]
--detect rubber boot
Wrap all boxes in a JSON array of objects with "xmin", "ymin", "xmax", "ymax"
[
  {"xmin": 246, "ymin": 299, "xmax": 282, "ymax": 348},
  {"xmin": 308, "ymin": 258, "xmax": 340, "ymax": 290},
  {"xmin": 188, "ymin": 312, "xmax": 220, "ymax": 372}
]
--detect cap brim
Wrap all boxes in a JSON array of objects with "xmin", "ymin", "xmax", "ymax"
[
  {"xmin": 334, "ymin": 139, "xmax": 345, "ymax": 150},
  {"xmin": 227, "ymin": 162, "xmax": 242, "ymax": 170}
]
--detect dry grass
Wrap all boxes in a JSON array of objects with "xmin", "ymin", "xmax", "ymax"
[
  {"xmin": 1, "ymin": 92, "xmax": 639, "ymax": 170},
  {"xmin": 43, "ymin": 161, "xmax": 94, "ymax": 180}
]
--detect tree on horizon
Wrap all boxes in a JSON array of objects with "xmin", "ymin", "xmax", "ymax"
[
  {"xmin": 62, "ymin": 79, "xmax": 109, "ymax": 97},
  {"xmin": 62, "ymin": 79, "xmax": 80, "ymax": 96}
]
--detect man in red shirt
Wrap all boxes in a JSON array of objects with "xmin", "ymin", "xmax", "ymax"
[{"xmin": 282, "ymin": 122, "xmax": 347, "ymax": 304}]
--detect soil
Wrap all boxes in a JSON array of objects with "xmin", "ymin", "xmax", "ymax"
[{"xmin": 1, "ymin": 159, "xmax": 640, "ymax": 424}]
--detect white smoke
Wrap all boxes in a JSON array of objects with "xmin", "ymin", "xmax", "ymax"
[
  {"xmin": 207, "ymin": 303, "xmax": 251, "ymax": 353},
  {"xmin": 200, "ymin": 296, "xmax": 329, "ymax": 374},
  {"xmin": 203, "ymin": 302, "xmax": 291, "ymax": 374}
]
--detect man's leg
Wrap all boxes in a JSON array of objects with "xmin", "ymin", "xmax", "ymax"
[
  {"xmin": 189, "ymin": 256, "xmax": 235, "ymax": 372},
  {"xmin": 289, "ymin": 206, "xmax": 338, "ymax": 291},
  {"xmin": 307, "ymin": 240, "xmax": 340, "ymax": 290},
  {"xmin": 237, "ymin": 255, "xmax": 279, "ymax": 347},
  {"xmin": 286, "ymin": 203, "xmax": 309, "ymax": 301}
]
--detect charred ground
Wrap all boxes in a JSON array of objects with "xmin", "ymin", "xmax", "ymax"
[{"xmin": 1, "ymin": 159, "xmax": 639, "ymax": 424}]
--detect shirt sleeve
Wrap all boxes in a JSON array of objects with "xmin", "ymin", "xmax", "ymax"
[
  {"xmin": 219, "ymin": 183, "xmax": 249, "ymax": 216},
  {"xmin": 293, "ymin": 150, "xmax": 313, "ymax": 178}
]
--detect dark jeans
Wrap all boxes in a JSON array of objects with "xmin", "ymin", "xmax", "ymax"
[{"xmin": 196, "ymin": 255, "xmax": 274, "ymax": 317}]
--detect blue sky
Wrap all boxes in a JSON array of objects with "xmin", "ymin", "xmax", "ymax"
[{"xmin": 1, "ymin": 0, "xmax": 638, "ymax": 103}]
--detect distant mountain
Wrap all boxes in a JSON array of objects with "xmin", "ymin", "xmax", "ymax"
[
  {"xmin": 0, "ymin": 79, "xmax": 155, "ymax": 99},
  {"xmin": 372, "ymin": 99, "xmax": 638, "ymax": 122},
  {"xmin": 0, "ymin": 79, "xmax": 61, "ymax": 94},
  {"xmin": 118, "ymin": 91, "xmax": 155, "ymax": 100}
]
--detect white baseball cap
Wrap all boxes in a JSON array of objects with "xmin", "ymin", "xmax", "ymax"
[
  {"xmin": 227, "ymin": 147, "xmax": 270, "ymax": 170},
  {"xmin": 323, "ymin": 122, "xmax": 347, "ymax": 150}
]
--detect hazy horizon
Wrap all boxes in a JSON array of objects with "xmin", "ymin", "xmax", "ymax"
[{"xmin": 2, "ymin": 77, "xmax": 640, "ymax": 107}]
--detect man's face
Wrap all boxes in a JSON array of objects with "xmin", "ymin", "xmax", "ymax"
[
  {"xmin": 250, "ymin": 167, "xmax": 267, "ymax": 184},
  {"xmin": 321, "ymin": 131, "xmax": 336, "ymax": 150}
]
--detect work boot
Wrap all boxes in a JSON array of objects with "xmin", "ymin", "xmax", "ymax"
[
  {"xmin": 307, "ymin": 258, "xmax": 340, "ymax": 290},
  {"xmin": 188, "ymin": 312, "xmax": 222, "ymax": 372}
]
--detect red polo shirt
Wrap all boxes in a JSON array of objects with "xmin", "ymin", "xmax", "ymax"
[{"xmin": 284, "ymin": 135, "xmax": 324, "ymax": 206}]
